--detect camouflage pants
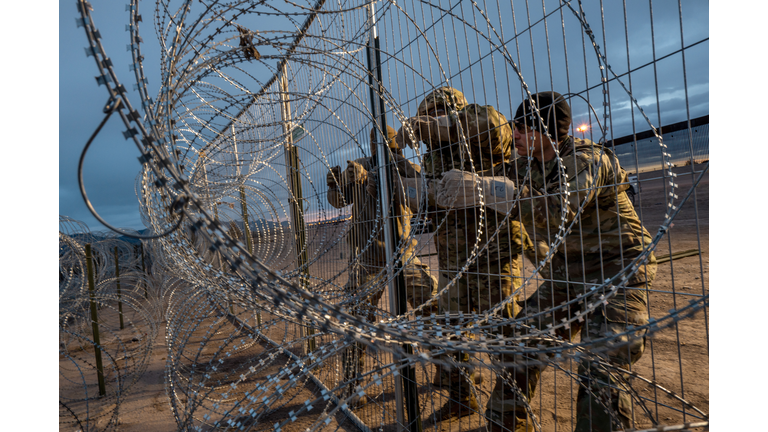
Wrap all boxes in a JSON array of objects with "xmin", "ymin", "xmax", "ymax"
[
  {"xmin": 488, "ymin": 279, "xmax": 650, "ymax": 432},
  {"xmin": 434, "ymin": 258, "xmax": 523, "ymax": 401},
  {"xmin": 342, "ymin": 257, "xmax": 438, "ymax": 388}
]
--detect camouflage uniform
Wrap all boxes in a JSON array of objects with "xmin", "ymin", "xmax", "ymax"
[
  {"xmin": 327, "ymin": 152, "xmax": 438, "ymax": 320},
  {"xmin": 407, "ymin": 88, "xmax": 538, "ymax": 409},
  {"xmin": 491, "ymin": 136, "xmax": 657, "ymax": 431},
  {"xmin": 327, "ymin": 128, "xmax": 439, "ymax": 400}
]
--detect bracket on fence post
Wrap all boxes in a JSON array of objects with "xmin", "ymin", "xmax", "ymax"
[
  {"xmin": 366, "ymin": 4, "xmax": 421, "ymax": 432},
  {"xmin": 279, "ymin": 61, "xmax": 315, "ymax": 353},
  {"xmin": 85, "ymin": 243, "xmax": 107, "ymax": 396}
]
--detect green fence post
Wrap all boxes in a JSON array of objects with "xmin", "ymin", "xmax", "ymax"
[
  {"xmin": 139, "ymin": 243, "xmax": 148, "ymax": 299},
  {"xmin": 85, "ymin": 243, "xmax": 107, "ymax": 396},
  {"xmin": 279, "ymin": 63, "xmax": 315, "ymax": 353},
  {"xmin": 113, "ymin": 246, "xmax": 124, "ymax": 330},
  {"xmin": 238, "ymin": 185, "xmax": 252, "ymax": 317}
]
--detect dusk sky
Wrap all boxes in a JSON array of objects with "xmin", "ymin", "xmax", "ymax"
[{"xmin": 57, "ymin": 1, "xmax": 713, "ymax": 233}]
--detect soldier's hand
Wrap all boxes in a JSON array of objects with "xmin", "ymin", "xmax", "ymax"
[
  {"xmin": 395, "ymin": 116, "xmax": 435, "ymax": 149},
  {"xmin": 435, "ymin": 169, "xmax": 481, "ymax": 208},
  {"xmin": 366, "ymin": 170, "xmax": 378, "ymax": 197},
  {"xmin": 436, "ymin": 169, "xmax": 517, "ymax": 212},
  {"xmin": 327, "ymin": 166, "xmax": 341, "ymax": 187},
  {"xmin": 395, "ymin": 123, "xmax": 419, "ymax": 150},
  {"xmin": 346, "ymin": 160, "xmax": 368, "ymax": 183}
]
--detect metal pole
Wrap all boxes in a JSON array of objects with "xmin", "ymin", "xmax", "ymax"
[
  {"xmin": 279, "ymin": 63, "xmax": 315, "ymax": 353},
  {"xmin": 142, "ymin": 244, "xmax": 148, "ymax": 299},
  {"xmin": 366, "ymin": 5, "xmax": 420, "ymax": 431},
  {"xmin": 138, "ymin": 244, "xmax": 148, "ymax": 299},
  {"xmin": 85, "ymin": 243, "xmax": 107, "ymax": 396},
  {"xmin": 239, "ymin": 185, "xmax": 254, "ymax": 254},
  {"xmin": 199, "ymin": 150, "xmax": 241, "ymax": 320},
  {"xmin": 238, "ymin": 185, "xmax": 252, "ymax": 316},
  {"xmin": 113, "ymin": 246, "xmax": 124, "ymax": 330}
]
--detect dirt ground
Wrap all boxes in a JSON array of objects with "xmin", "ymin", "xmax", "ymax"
[{"xmin": 62, "ymin": 164, "xmax": 708, "ymax": 431}]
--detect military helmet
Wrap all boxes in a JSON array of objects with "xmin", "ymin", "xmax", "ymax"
[
  {"xmin": 458, "ymin": 104, "xmax": 513, "ymax": 165},
  {"xmin": 417, "ymin": 86, "xmax": 469, "ymax": 117},
  {"xmin": 514, "ymin": 91, "xmax": 571, "ymax": 143}
]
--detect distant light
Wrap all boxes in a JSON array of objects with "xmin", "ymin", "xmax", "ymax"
[{"xmin": 577, "ymin": 124, "xmax": 589, "ymax": 132}]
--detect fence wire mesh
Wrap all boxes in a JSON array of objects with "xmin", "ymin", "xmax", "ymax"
[{"xmin": 61, "ymin": 1, "xmax": 709, "ymax": 431}]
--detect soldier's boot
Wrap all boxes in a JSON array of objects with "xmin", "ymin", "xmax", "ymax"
[
  {"xmin": 341, "ymin": 343, "xmax": 368, "ymax": 409},
  {"xmin": 573, "ymin": 374, "xmax": 633, "ymax": 432},
  {"xmin": 484, "ymin": 409, "xmax": 534, "ymax": 432},
  {"xmin": 427, "ymin": 364, "xmax": 482, "ymax": 425},
  {"xmin": 432, "ymin": 363, "xmax": 483, "ymax": 386},
  {"xmin": 485, "ymin": 366, "xmax": 541, "ymax": 432},
  {"xmin": 428, "ymin": 391, "xmax": 480, "ymax": 424}
]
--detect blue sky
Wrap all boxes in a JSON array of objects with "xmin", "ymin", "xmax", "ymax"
[
  {"xmin": 57, "ymin": 0, "xmax": 711, "ymax": 232},
  {"xmin": 59, "ymin": 0, "xmax": 163, "ymax": 231}
]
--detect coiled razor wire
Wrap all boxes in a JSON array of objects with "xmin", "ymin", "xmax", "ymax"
[
  {"xmin": 66, "ymin": 0, "xmax": 709, "ymax": 431},
  {"xmin": 59, "ymin": 216, "xmax": 164, "ymax": 431}
]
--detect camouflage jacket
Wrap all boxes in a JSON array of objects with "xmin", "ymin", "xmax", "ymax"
[
  {"xmin": 509, "ymin": 137, "xmax": 657, "ymax": 288},
  {"xmin": 419, "ymin": 104, "xmax": 530, "ymax": 273},
  {"xmin": 327, "ymin": 154, "xmax": 420, "ymax": 268}
]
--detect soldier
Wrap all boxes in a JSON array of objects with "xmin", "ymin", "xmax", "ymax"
[
  {"xmin": 326, "ymin": 126, "xmax": 439, "ymax": 406},
  {"xmin": 436, "ymin": 91, "xmax": 657, "ymax": 432},
  {"xmin": 394, "ymin": 86, "xmax": 538, "ymax": 422}
]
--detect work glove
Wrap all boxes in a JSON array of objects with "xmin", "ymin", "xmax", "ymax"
[
  {"xmin": 327, "ymin": 165, "xmax": 342, "ymax": 187},
  {"xmin": 395, "ymin": 115, "xmax": 453, "ymax": 150},
  {"xmin": 345, "ymin": 160, "xmax": 368, "ymax": 184},
  {"xmin": 435, "ymin": 169, "xmax": 517, "ymax": 213}
]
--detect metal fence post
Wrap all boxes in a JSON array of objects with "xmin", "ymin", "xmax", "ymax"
[
  {"xmin": 237, "ymin": 184, "xmax": 252, "ymax": 316},
  {"xmin": 138, "ymin": 243, "xmax": 149, "ymax": 299},
  {"xmin": 113, "ymin": 246, "xmax": 124, "ymax": 330},
  {"xmin": 85, "ymin": 243, "xmax": 107, "ymax": 396},
  {"xmin": 279, "ymin": 62, "xmax": 315, "ymax": 353},
  {"xmin": 366, "ymin": 4, "xmax": 421, "ymax": 431}
]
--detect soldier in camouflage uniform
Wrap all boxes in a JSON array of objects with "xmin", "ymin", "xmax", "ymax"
[
  {"xmin": 327, "ymin": 126, "xmax": 439, "ymax": 406},
  {"xmin": 395, "ymin": 87, "xmax": 539, "ymax": 422},
  {"xmin": 436, "ymin": 91, "xmax": 657, "ymax": 432}
]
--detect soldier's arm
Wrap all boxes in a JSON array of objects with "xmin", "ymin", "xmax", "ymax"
[
  {"xmin": 327, "ymin": 160, "xmax": 369, "ymax": 208},
  {"xmin": 326, "ymin": 166, "xmax": 347, "ymax": 208},
  {"xmin": 392, "ymin": 153, "xmax": 422, "ymax": 179},
  {"xmin": 395, "ymin": 115, "xmax": 455, "ymax": 149},
  {"xmin": 433, "ymin": 169, "xmax": 518, "ymax": 213}
]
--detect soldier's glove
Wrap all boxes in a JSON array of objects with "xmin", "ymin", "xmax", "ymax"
[
  {"xmin": 435, "ymin": 169, "xmax": 517, "ymax": 213},
  {"xmin": 395, "ymin": 115, "xmax": 453, "ymax": 150},
  {"xmin": 345, "ymin": 160, "xmax": 368, "ymax": 184},
  {"xmin": 327, "ymin": 165, "xmax": 342, "ymax": 187}
]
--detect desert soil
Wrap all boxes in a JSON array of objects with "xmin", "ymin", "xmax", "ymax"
[{"xmin": 63, "ymin": 164, "xmax": 708, "ymax": 432}]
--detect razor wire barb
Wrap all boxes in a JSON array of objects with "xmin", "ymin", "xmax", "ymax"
[{"xmin": 64, "ymin": 1, "xmax": 709, "ymax": 431}]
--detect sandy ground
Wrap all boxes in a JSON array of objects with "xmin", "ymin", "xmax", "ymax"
[{"xmin": 61, "ymin": 164, "xmax": 708, "ymax": 431}]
